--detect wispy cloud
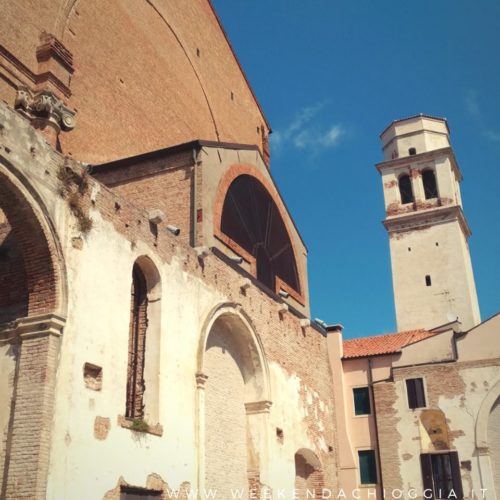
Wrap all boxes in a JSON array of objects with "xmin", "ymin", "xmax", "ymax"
[
  {"xmin": 271, "ymin": 102, "xmax": 345, "ymax": 154},
  {"xmin": 465, "ymin": 89, "xmax": 500, "ymax": 144},
  {"xmin": 465, "ymin": 90, "xmax": 481, "ymax": 118},
  {"xmin": 485, "ymin": 130, "xmax": 500, "ymax": 142}
]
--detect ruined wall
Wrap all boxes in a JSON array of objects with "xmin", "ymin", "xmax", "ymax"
[
  {"xmin": 0, "ymin": 102, "xmax": 336, "ymax": 499},
  {"xmin": 374, "ymin": 359, "xmax": 500, "ymax": 497}
]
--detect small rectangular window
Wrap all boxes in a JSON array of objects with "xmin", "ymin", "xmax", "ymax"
[
  {"xmin": 406, "ymin": 378, "xmax": 426, "ymax": 409},
  {"xmin": 353, "ymin": 387, "xmax": 371, "ymax": 416},
  {"xmin": 358, "ymin": 450, "xmax": 377, "ymax": 485}
]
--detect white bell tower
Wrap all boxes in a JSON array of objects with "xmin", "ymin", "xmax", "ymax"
[{"xmin": 377, "ymin": 114, "xmax": 480, "ymax": 331}]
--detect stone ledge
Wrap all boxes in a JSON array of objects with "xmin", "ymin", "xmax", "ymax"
[{"xmin": 117, "ymin": 415, "xmax": 163, "ymax": 437}]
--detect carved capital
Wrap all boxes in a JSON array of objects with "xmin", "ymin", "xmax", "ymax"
[{"xmin": 15, "ymin": 86, "xmax": 76, "ymax": 132}]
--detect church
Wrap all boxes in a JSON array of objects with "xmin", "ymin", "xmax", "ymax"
[{"xmin": 0, "ymin": 1, "xmax": 498, "ymax": 499}]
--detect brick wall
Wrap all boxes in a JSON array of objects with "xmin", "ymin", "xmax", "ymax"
[
  {"xmin": 0, "ymin": 220, "xmax": 29, "ymax": 323},
  {"xmin": 0, "ymin": 178, "xmax": 59, "ymax": 318},
  {"xmin": 204, "ymin": 323, "xmax": 248, "ymax": 497},
  {"xmin": 111, "ymin": 166, "xmax": 193, "ymax": 247}
]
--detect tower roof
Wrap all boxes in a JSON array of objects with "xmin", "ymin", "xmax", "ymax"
[{"xmin": 380, "ymin": 113, "xmax": 451, "ymax": 138}]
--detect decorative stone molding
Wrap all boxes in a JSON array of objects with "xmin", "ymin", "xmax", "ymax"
[
  {"xmin": 245, "ymin": 400, "xmax": 272, "ymax": 415},
  {"xmin": 15, "ymin": 86, "xmax": 75, "ymax": 132},
  {"xmin": 0, "ymin": 313, "xmax": 65, "ymax": 343},
  {"xmin": 195, "ymin": 371, "xmax": 209, "ymax": 389}
]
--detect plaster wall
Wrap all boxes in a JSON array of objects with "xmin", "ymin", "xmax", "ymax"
[
  {"xmin": 389, "ymin": 361, "xmax": 500, "ymax": 498},
  {"xmin": 389, "ymin": 219, "xmax": 480, "ymax": 331},
  {"xmin": 338, "ymin": 356, "xmax": 392, "ymax": 499},
  {"xmin": 457, "ymin": 314, "xmax": 500, "ymax": 362}
]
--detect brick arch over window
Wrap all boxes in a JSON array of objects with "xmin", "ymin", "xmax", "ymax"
[
  {"xmin": 294, "ymin": 448, "xmax": 325, "ymax": 499},
  {"xmin": 214, "ymin": 164, "xmax": 305, "ymax": 304},
  {"xmin": 0, "ymin": 167, "xmax": 64, "ymax": 322}
]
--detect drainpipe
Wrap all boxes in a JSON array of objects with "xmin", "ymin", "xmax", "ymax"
[
  {"xmin": 368, "ymin": 358, "xmax": 385, "ymax": 498},
  {"xmin": 192, "ymin": 147, "xmax": 199, "ymax": 247}
]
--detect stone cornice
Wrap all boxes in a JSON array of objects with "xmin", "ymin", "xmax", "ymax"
[
  {"xmin": 383, "ymin": 205, "xmax": 471, "ymax": 238},
  {"xmin": 245, "ymin": 400, "xmax": 273, "ymax": 414},
  {"xmin": 0, "ymin": 313, "xmax": 66, "ymax": 343},
  {"xmin": 375, "ymin": 147, "xmax": 462, "ymax": 182}
]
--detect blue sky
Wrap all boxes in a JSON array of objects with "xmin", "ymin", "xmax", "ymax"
[{"xmin": 212, "ymin": 0, "xmax": 500, "ymax": 338}]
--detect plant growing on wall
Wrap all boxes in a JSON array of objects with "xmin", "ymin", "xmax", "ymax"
[{"xmin": 57, "ymin": 160, "xmax": 93, "ymax": 234}]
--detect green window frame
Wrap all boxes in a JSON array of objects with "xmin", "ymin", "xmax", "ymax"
[
  {"xmin": 358, "ymin": 449, "xmax": 377, "ymax": 485},
  {"xmin": 353, "ymin": 386, "xmax": 371, "ymax": 416}
]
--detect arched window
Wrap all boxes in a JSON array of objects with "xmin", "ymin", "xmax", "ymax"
[
  {"xmin": 220, "ymin": 175, "xmax": 300, "ymax": 295},
  {"xmin": 398, "ymin": 174, "xmax": 414, "ymax": 204},
  {"xmin": 422, "ymin": 169, "xmax": 438, "ymax": 199},
  {"xmin": 126, "ymin": 257, "xmax": 161, "ymax": 423}
]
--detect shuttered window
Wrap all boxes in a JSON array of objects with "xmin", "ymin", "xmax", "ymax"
[
  {"xmin": 406, "ymin": 378, "xmax": 426, "ymax": 409},
  {"xmin": 353, "ymin": 387, "xmax": 371, "ymax": 416},
  {"xmin": 358, "ymin": 450, "xmax": 377, "ymax": 485},
  {"xmin": 420, "ymin": 452, "xmax": 464, "ymax": 499}
]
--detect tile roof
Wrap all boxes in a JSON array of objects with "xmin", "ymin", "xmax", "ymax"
[{"xmin": 342, "ymin": 329, "xmax": 435, "ymax": 359}]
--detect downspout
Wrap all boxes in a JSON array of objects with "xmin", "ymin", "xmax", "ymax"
[
  {"xmin": 368, "ymin": 358, "xmax": 385, "ymax": 498},
  {"xmin": 191, "ymin": 147, "xmax": 198, "ymax": 247}
]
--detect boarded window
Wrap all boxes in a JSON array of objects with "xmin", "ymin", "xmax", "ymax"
[
  {"xmin": 353, "ymin": 387, "xmax": 371, "ymax": 416},
  {"xmin": 406, "ymin": 378, "xmax": 426, "ymax": 409},
  {"xmin": 358, "ymin": 450, "xmax": 377, "ymax": 485},
  {"xmin": 399, "ymin": 174, "xmax": 414, "ymax": 204},
  {"xmin": 423, "ymin": 169, "xmax": 438, "ymax": 199},
  {"xmin": 220, "ymin": 174, "xmax": 300, "ymax": 294},
  {"xmin": 126, "ymin": 264, "xmax": 148, "ymax": 419},
  {"xmin": 420, "ymin": 452, "xmax": 464, "ymax": 499}
]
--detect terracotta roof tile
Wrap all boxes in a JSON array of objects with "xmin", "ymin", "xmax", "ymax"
[{"xmin": 342, "ymin": 329, "xmax": 435, "ymax": 359}]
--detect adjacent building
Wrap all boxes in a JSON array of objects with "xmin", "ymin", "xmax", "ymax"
[{"xmin": 0, "ymin": 2, "xmax": 497, "ymax": 499}]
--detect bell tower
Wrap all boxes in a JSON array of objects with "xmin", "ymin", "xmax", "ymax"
[{"xmin": 377, "ymin": 114, "xmax": 480, "ymax": 331}]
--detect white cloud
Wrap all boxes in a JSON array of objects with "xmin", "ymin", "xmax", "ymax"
[
  {"xmin": 485, "ymin": 130, "xmax": 500, "ymax": 142},
  {"xmin": 270, "ymin": 102, "xmax": 345, "ymax": 153}
]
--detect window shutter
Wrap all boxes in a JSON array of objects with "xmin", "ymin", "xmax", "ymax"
[
  {"xmin": 449, "ymin": 452, "xmax": 464, "ymax": 499},
  {"xmin": 420, "ymin": 454, "xmax": 434, "ymax": 499},
  {"xmin": 407, "ymin": 379, "xmax": 417, "ymax": 409},
  {"xmin": 416, "ymin": 379, "xmax": 426, "ymax": 408}
]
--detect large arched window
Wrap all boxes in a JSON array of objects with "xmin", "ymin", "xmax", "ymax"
[
  {"xmin": 422, "ymin": 169, "xmax": 438, "ymax": 199},
  {"xmin": 398, "ymin": 174, "xmax": 414, "ymax": 204},
  {"xmin": 220, "ymin": 175, "xmax": 300, "ymax": 295}
]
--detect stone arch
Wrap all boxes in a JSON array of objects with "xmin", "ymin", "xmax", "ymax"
[
  {"xmin": 197, "ymin": 303, "xmax": 271, "ymax": 499},
  {"xmin": 125, "ymin": 254, "xmax": 162, "ymax": 424},
  {"xmin": 0, "ymin": 163, "xmax": 66, "ymax": 322},
  {"xmin": 294, "ymin": 448, "xmax": 324, "ymax": 499},
  {"xmin": 475, "ymin": 378, "xmax": 500, "ymax": 499},
  {"xmin": 476, "ymin": 378, "xmax": 500, "ymax": 450},
  {"xmin": 0, "ymin": 161, "xmax": 66, "ymax": 498},
  {"xmin": 213, "ymin": 163, "xmax": 305, "ymax": 304}
]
